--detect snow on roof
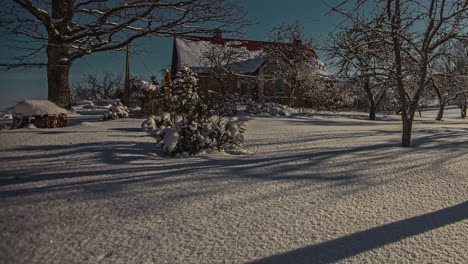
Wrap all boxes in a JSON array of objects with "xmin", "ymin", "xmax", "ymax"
[
  {"xmin": 175, "ymin": 37, "xmax": 267, "ymax": 73},
  {"xmin": 12, "ymin": 100, "xmax": 67, "ymax": 116},
  {"xmin": 175, "ymin": 36, "xmax": 331, "ymax": 76},
  {"xmin": 131, "ymin": 79, "xmax": 158, "ymax": 92}
]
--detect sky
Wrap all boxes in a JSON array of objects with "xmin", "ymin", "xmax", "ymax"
[{"xmin": 0, "ymin": 0, "xmax": 342, "ymax": 109}]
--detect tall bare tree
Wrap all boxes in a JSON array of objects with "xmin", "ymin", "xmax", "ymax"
[
  {"xmin": 325, "ymin": 14, "xmax": 392, "ymax": 120},
  {"xmin": 0, "ymin": 0, "xmax": 249, "ymax": 109},
  {"xmin": 331, "ymin": 0, "xmax": 467, "ymax": 147},
  {"xmin": 430, "ymin": 39, "xmax": 468, "ymax": 120},
  {"xmin": 71, "ymin": 72, "xmax": 123, "ymax": 102}
]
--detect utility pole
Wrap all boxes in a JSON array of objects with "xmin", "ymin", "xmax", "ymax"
[{"xmin": 124, "ymin": 43, "xmax": 131, "ymax": 105}]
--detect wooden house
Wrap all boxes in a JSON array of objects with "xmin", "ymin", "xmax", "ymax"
[{"xmin": 171, "ymin": 35, "xmax": 332, "ymax": 106}]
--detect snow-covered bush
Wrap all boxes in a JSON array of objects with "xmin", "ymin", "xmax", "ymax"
[
  {"xmin": 150, "ymin": 114, "xmax": 247, "ymax": 156},
  {"xmin": 102, "ymin": 99, "xmax": 129, "ymax": 120},
  {"xmin": 142, "ymin": 67, "xmax": 248, "ymax": 156},
  {"xmin": 141, "ymin": 112, "xmax": 174, "ymax": 132},
  {"xmin": 219, "ymin": 94, "xmax": 294, "ymax": 117}
]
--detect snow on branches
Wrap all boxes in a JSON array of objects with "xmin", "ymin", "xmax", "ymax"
[
  {"xmin": 142, "ymin": 67, "xmax": 248, "ymax": 156},
  {"xmin": 102, "ymin": 99, "xmax": 129, "ymax": 120}
]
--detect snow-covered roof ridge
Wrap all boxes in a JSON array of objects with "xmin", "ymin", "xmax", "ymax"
[
  {"xmin": 12, "ymin": 100, "xmax": 67, "ymax": 116},
  {"xmin": 175, "ymin": 37, "xmax": 265, "ymax": 73},
  {"xmin": 174, "ymin": 36, "xmax": 330, "ymax": 75}
]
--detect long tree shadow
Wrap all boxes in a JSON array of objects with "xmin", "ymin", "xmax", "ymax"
[
  {"xmin": 249, "ymin": 201, "xmax": 468, "ymax": 264},
  {"xmin": 1, "ymin": 121, "xmax": 466, "ymax": 204}
]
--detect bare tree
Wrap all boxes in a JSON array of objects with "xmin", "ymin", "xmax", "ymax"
[
  {"xmin": 325, "ymin": 14, "xmax": 393, "ymax": 120},
  {"xmin": 199, "ymin": 37, "xmax": 254, "ymax": 96},
  {"xmin": 430, "ymin": 39, "xmax": 468, "ymax": 120},
  {"xmin": 265, "ymin": 21, "xmax": 335, "ymax": 108},
  {"xmin": 331, "ymin": 0, "xmax": 467, "ymax": 147},
  {"xmin": 0, "ymin": 0, "xmax": 249, "ymax": 109},
  {"xmin": 71, "ymin": 72, "xmax": 123, "ymax": 102}
]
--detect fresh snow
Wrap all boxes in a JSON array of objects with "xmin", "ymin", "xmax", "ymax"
[
  {"xmin": 131, "ymin": 79, "xmax": 158, "ymax": 92},
  {"xmin": 175, "ymin": 37, "xmax": 264, "ymax": 73},
  {"xmin": 12, "ymin": 100, "xmax": 67, "ymax": 116},
  {"xmin": 0, "ymin": 106, "xmax": 467, "ymax": 263}
]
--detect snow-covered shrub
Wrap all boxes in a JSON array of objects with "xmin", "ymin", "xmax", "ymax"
[
  {"xmin": 143, "ymin": 67, "xmax": 248, "ymax": 156},
  {"xmin": 219, "ymin": 94, "xmax": 294, "ymax": 117},
  {"xmin": 151, "ymin": 115, "xmax": 247, "ymax": 156},
  {"xmin": 141, "ymin": 112, "xmax": 174, "ymax": 132},
  {"xmin": 171, "ymin": 67, "xmax": 214, "ymax": 122},
  {"xmin": 302, "ymin": 78, "xmax": 352, "ymax": 111},
  {"xmin": 102, "ymin": 99, "xmax": 129, "ymax": 120}
]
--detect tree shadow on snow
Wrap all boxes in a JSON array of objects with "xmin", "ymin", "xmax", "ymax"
[
  {"xmin": 0, "ymin": 121, "xmax": 466, "ymax": 205},
  {"xmin": 248, "ymin": 201, "xmax": 468, "ymax": 264}
]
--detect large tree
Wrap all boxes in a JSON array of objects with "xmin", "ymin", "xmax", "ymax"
[
  {"xmin": 0, "ymin": 0, "xmax": 248, "ymax": 109},
  {"xmin": 331, "ymin": 0, "xmax": 467, "ymax": 147}
]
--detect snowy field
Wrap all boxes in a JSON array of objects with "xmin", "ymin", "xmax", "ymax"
[{"xmin": 0, "ymin": 108, "xmax": 467, "ymax": 263}]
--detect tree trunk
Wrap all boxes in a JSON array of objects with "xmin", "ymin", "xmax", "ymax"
[
  {"xmin": 462, "ymin": 103, "xmax": 467, "ymax": 119},
  {"xmin": 435, "ymin": 101, "xmax": 446, "ymax": 121},
  {"xmin": 47, "ymin": 0, "xmax": 72, "ymax": 110},
  {"xmin": 47, "ymin": 62, "xmax": 71, "ymax": 109},
  {"xmin": 401, "ymin": 117, "xmax": 413, "ymax": 147},
  {"xmin": 369, "ymin": 104, "xmax": 376, "ymax": 120},
  {"xmin": 364, "ymin": 77, "xmax": 376, "ymax": 120},
  {"xmin": 433, "ymin": 82, "xmax": 445, "ymax": 121},
  {"xmin": 401, "ymin": 110, "xmax": 414, "ymax": 147}
]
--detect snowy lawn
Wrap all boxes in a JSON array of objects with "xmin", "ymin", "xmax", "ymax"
[{"xmin": 0, "ymin": 110, "xmax": 467, "ymax": 263}]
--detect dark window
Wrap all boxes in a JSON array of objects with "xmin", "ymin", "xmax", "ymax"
[
  {"xmin": 275, "ymin": 79, "xmax": 284, "ymax": 94},
  {"xmin": 240, "ymin": 82, "xmax": 249, "ymax": 95}
]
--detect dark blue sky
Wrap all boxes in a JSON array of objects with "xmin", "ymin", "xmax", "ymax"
[{"xmin": 0, "ymin": 0, "xmax": 341, "ymax": 109}]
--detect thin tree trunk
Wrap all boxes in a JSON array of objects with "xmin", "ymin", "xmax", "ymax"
[
  {"xmin": 462, "ymin": 103, "xmax": 467, "ymax": 119},
  {"xmin": 435, "ymin": 101, "xmax": 446, "ymax": 121},
  {"xmin": 433, "ymin": 81, "xmax": 445, "ymax": 121},
  {"xmin": 388, "ymin": 0, "xmax": 413, "ymax": 147},
  {"xmin": 401, "ymin": 114, "xmax": 413, "ymax": 147},
  {"xmin": 364, "ymin": 78, "xmax": 376, "ymax": 120},
  {"xmin": 369, "ymin": 105, "xmax": 376, "ymax": 120}
]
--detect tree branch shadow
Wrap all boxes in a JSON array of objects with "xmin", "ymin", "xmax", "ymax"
[{"xmin": 249, "ymin": 201, "xmax": 468, "ymax": 264}]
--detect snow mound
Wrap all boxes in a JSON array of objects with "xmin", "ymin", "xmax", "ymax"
[
  {"xmin": 74, "ymin": 100, "xmax": 94, "ymax": 106},
  {"xmin": 76, "ymin": 121, "xmax": 97, "ymax": 127},
  {"xmin": 12, "ymin": 100, "xmax": 67, "ymax": 116}
]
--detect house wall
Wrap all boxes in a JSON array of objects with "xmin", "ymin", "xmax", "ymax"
[{"xmin": 197, "ymin": 74, "xmax": 297, "ymax": 106}]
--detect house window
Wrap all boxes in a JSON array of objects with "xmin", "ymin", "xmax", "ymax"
[
  {"xmin": 275, "ymin": 79, "xmax": 284, "ymax": 94},
  {"xmin": 240, "ymin": 82, "xmax": 249, "ymax": 95}
]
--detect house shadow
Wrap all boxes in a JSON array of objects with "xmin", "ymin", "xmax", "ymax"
[{"xmin": 249, "ymin": 201, "xmax": 468, "ymax": 264}]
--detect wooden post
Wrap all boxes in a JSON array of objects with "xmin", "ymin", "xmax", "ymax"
[{"xmin": 124, "ymin": 43, "xmax": 131, "ymax": 105}]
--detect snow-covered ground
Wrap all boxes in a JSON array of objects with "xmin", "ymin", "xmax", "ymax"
[{"xmin": 0, "ymin": 108, "xmax": 467, "ymax": 263}]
